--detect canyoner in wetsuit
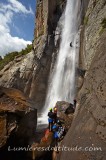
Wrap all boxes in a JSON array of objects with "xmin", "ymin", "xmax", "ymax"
[
  {"xmin": 48, "ymin": 108, "xmax": 55, "ymax": 131},
  {"xmin": 73, "ymin": 99, "xmax": 77, "ymax": 110},
  {"xmin": 52, "ymin": 122, "xmax": 65, "ymax": 151},
  {"xmin": 52, "ymin": 123, "xmax": 59, "ymax": 148},
  {"xmin": 70, "ymin": 42, "xmax": 73, "ymax": 47},
  {"xmin": 53, "ymin": 107, "xmax": 57, "ymax": 123}
]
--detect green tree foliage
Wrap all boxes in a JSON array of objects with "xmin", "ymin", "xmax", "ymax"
[{"xmin": 0, "ymin": 44, "xmax": 32, "ymax": 71}]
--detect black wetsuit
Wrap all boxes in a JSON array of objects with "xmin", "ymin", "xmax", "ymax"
[
  {"xmin": 70, "ymin": 42, "xmax": 73, "ymax": 47},
  {"xmin": 48, "ymin": 111, "xmax": 55, "ymax": 131}
]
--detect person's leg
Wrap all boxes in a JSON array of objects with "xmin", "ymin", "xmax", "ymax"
[
  {"xmin": 55, "ymin": 138, "xmax": 57, "ymax": 147},
  {"xmin": 49, "ymin": 122, "xmax": 51, "ymax": 131},
  {"xmin": 51, "ymin": 122, "xmax": 53, "ymax": 131},
  {"xmin": 49, "ymin": 122, "xmax": 52, "ymax": 131},
  {"xmin": 55, "ymin": 138, "xmax": 58, "ymax": 147},
  {"xmin": 55, "ymin": 138, "xmax": 59, "ymax": 153}
]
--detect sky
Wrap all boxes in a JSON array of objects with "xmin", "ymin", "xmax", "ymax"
[{"xmin": 0, "ymin": 0, "xmax": 36, "ymax": 57}]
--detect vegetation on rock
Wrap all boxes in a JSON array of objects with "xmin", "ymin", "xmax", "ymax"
[
  {"xmin": 0, "ymin": 44, "xmax": 32, "ymax": 71},
  {"xmin": 101, "ymin": 18, "xmax": 106, "ymax": 29},
  {"xmin": 99, "ymin": 18, "xmax": 106, "ymax": 35},
  {"xmin": 84, "ymin": 16, "xmax": 89, "ymax": 25}
]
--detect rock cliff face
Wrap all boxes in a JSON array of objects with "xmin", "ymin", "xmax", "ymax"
[
  {"xmin": 58, "ymin": 0, "xmax": 106, "ymax": 160},
  {"xmin": 29, "ymin": 0, "xmax": 66, "ymax": 109},
  {"xmin": 0, "ymin": 0, "xmax": 66, "ymax": 109},
  {"xmin": 0, "ymin": 52, "xmax": 35, "ymax": 91}
]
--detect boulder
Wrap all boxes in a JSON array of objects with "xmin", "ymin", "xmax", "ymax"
[
  {"xmin": 55, "ymin": 101, "xmax": 75, "ymax": 130},
  {"xmin": 0, "ymin": 87, "xmax": 37, "ymax": 148},
  {"xmin": 65, "ymin": 103, "xmax": 74, "ymax": 114}
]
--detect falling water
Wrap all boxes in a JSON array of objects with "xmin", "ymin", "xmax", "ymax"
[{"xmin": 39, "ymin": 0, "xmax": 82, "ymax": 123}]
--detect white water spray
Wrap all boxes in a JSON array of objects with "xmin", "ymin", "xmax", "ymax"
[{"xmin": 39, "ymin": 0, "xmax": 82, "ymax": 123}]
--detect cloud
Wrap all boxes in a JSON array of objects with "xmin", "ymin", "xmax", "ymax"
[
  {"xmin": 0, "ymin": 0, "xmax": 34, "ymax": 15},
  {"xmin": 0, "ymin": 31, "xmax": 31, "ymax": 57},
  {"xmin": 8, "ymin": 0, "xmax": 33, "ymax": 14},
  {"xmin": 0, "ymin": 0, "xmax": 33, "ymax": 56}
]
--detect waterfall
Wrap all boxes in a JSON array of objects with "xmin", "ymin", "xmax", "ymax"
[{"xmin": 39, "ymin": 0, "xmax": 82, "ymax": 124}]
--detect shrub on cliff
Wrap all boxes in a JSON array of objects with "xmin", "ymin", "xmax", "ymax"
[
  {"xmin": 0, "ymin": 44, "xmax": 32, "ymax": 71},
  {"xmin": 101, "ymin": 18, "xmax": 106, "ymax": 29},
  {"xmin": 99, "ymin": 18, "xmax": 106, "ymax": 35},
  {"xmin": 84, "ymin": 16, "xmax": 89, "ymax": 25}
]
